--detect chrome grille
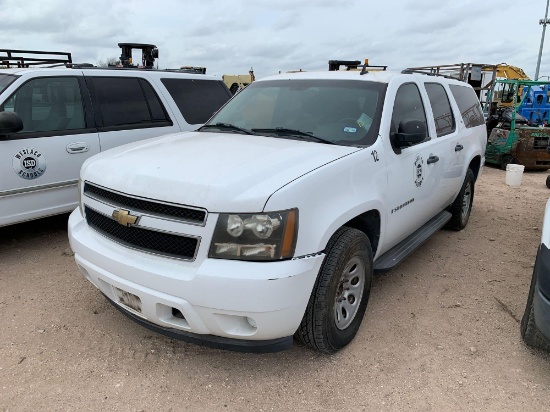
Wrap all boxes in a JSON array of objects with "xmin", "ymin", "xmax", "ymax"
[
  {"xmin": 84, "ymin": 183, "xmax": 206, "ymax": 224},
  {"xmin": 85, "ymin": 207, "xmax": 199, "ymax": 260}
]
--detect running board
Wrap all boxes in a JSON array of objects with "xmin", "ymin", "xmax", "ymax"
[{"xmin": 374, "ymin": 210, "xmax": 452, "ymax": 272}]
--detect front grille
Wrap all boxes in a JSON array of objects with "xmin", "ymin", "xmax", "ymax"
[
  {"xmin": 84, "ymin": 183, "xmax": 206, "ymax": 224},
  {"xmin": 85, "ymin": 207, "xmax": 199, "ymax": 260}
]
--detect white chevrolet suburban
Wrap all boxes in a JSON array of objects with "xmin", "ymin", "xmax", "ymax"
[
  {"xmin": 68, "ymin": 65, "xmax": 487, "ymax": 353},
  {"xmin": 0, "ymin": 64, "xmax": 231, "ymax": 227}
]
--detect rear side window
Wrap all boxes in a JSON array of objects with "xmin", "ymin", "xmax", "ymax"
[
  {"xmin": 90, "ymin": 77, "xmax": 170, "ymax": 128},
  {"xmin": 161, "ymin": 79, "xmax": 231, "ymax": 124},
  {"xmin": 425, "ymin": 83, "xmax": 456, "ymax": 137},
  {"xmin": 449, "ymin": 85, "xmax": 484, "ymax": 128}
]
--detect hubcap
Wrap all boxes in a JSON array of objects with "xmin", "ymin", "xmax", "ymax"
[
  {"xmin": 461, "ymin": 181, "xmax": 472, "ymax": 221},
  {"xmin": 334, "ymin": 256, "xmax": 365, "ymax": 330}
]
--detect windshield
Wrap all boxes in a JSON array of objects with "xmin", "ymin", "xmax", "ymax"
[
  {"xmin": 205, "ymin": 79, "xmax": 387, "ymax": 146},
  {"xmin": 0, "ymin": 74, "xmax": 18, "ymax": 95}
]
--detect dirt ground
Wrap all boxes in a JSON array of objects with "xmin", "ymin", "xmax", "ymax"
[{"xmin": 1, "ymin": 166, "xmax": 550, "ymax": 411}]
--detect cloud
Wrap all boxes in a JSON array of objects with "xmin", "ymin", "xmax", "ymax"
[{"xmin": 0, "ymin": 0, "xmax": 547, "ymax": 79}]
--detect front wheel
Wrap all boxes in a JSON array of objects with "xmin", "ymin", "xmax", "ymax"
[
  {"xmin": 446, "ymin": 168, "xmax": 475, "ymax": 231},
  {"xmin": 295, "ymin": 227, "xmax": 373, "ymax": 353}
]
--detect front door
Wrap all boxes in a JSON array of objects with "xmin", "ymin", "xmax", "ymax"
[
  {"xmin": 0, "ymin": 75, "xmax": 100, "ymax": 226},
  {"xmin": 383, "ymin": 82, "xmax": 445, "ymax": 250}
]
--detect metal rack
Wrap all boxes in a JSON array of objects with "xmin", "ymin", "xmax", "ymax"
[
  {"xmin": 0, "ymin": 49, "xmax": 72, "ymax": 68},
  {"xmin": 405, "ymin": 63, "xmax": 498, "ymax": 108}
]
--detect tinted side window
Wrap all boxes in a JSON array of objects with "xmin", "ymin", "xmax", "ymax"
[
  {"xmin": 91, "ymin": 77, "xmax": 170, "ymax": 128},
  {"xmin": 391, "ymin": 83, "xmax": 428, "ymax": 145},
  {"xmin": 2, "ymin": 76, "xmax": 85, "ymax": 133},
  {"xmin": 449, "ymin": 85, "xmax": 484, "ymax": 128},
  {"xmin": 425, "ymin": 83, "xmax": 456, "ymax": 137},
  {"xmin": 161, "ymin": 79, "xmax": 231, "ymax": 124}
]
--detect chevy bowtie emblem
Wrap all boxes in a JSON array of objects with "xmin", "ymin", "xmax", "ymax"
[{"xmin": 112, "ymin": 209, "xmax": 139, "ymax": 226}]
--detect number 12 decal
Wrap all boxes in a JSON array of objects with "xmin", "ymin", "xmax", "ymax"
[{"xmin": 371, "ymin": 150, "xmax": 379, "ymax": 162}]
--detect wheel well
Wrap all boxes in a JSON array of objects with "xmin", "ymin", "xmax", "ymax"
[
  {"xmin": 469, "ymin": 156, "xmax": 481, "ymax": 181},
  {"xmin": 343, "ymin": 210, "xmax": 380, "ymax": 255}
]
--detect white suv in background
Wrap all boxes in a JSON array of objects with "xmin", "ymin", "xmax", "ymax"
[
  {"xmin": 0, "ymin": 66, "xmax": 231, "ymax": 227},
  {"xmin": 69, "ymin": 65, "xmax": 486, "ymax": 353}
]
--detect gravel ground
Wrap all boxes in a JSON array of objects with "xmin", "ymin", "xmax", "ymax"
[{"xmin": 1, "ymin": 166, "xmax": 550, "ymax": 411}]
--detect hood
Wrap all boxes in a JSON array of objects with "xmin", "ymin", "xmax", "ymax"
[{"xmin": 82, "ymin": 131, "xmax": 359, "ymax": 212}]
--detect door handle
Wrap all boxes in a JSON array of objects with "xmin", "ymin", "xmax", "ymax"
[
  {"xmin": 66, "ymin": 142, "xmax": 89, "ymax": 154},
  {"xmin": 427, "ymin": 155, "xmax": 439, "ymax": 164},
  {"xmin": 455, "ymin": 144, "xmax": 464, "ymax": 152}
]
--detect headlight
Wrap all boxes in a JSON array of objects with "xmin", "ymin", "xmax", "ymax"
[
  {"xmin": 209, "ymin": 209, "xmax": 298, "ymax": 261},
  {"xmin": 78, "ymin": 178, "xmax": 84, "ymax": 216}
]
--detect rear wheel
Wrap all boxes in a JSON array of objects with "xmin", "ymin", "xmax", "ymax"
[
  {"xmin": 546, "ymin": 175, "xmax": 550, "ymax": 189},
  {"xmin": 295, "ymin": 227, "xmax": 373, "ymax": 353},
  {"xmin": 446, "ymin": 168, "xmax": 475, "ymax": 231}
]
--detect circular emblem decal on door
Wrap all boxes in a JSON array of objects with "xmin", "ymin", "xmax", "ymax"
[{"xmin": 12, "ymin": 148, "xmax": 47, "ymax": 180}]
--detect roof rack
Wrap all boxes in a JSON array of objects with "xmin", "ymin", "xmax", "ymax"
[
  {"xmin": 328, "ymin": 59, "xmax": 387, "ymax": 75},
  {"xmin": 0, "ymin": 49, "xmax": 72, "ymax": 68},
  {"xmin": 405, "ymin": 63, "xmax": 499, "ymax": 109},
  {"xmin": 179, "ymin": 66, "xmax": 207, "ymax": 74},
  {"xmin": 404, "ymin": 63, "xmax": 498, "ymax": 82},
  {"xmin": 400, "ymin": 69, "xmax": 457, "ymax": 79}
]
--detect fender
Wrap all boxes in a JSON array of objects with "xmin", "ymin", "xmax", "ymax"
[{"xmin": 264, "ymin": 146, "xmax": 388, "ymax": 258}]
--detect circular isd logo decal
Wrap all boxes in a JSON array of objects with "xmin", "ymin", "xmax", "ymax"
[{"xmin": 12, "ymin": 148, "xmax": 47, "ymax": 180}]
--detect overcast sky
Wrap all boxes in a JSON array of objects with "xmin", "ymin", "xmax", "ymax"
[{"xmin": 2, "ymin": 0, "xmax": 550, "ymax": 80}]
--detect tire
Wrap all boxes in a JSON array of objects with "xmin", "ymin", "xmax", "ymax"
[
  {"xmin": 520, "ymin": 266, "xmax": 550, "ymax": 351},
  {"xmin": 295, "ymin": 227, "xmax": 373, "ymax": 353},
  {"xmin": 546, "ymin": 175, "xmax": 550, "ymax": 189},
  {"xmin": 500, "ymin": 155, "xmax": 516, "ymax": 170},
  {"xmin": 446, "ymin": 168, "xmax": 475, "ymax": 231}
]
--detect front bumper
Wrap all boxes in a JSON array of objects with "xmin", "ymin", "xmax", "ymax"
[{"xmin": 68, "ymin": 209, "xmax": 324, "ymax": 352}]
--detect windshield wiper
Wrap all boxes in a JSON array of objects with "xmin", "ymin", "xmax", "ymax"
[
  {"xmin": 251, "ymin": 127, "xmax": 335, "ymax": 145},
  {"xmin": 198, "ymin": 123, "xmax": 256, "ymax": 135}
]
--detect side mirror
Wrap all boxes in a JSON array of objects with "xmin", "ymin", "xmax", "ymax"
[
  {"xmin": 393, "ymin": 119, "xmax": 427, "ymax": 148},
  {"xmin": 0, "ymin": 111, "xmax": 23, "ymax": 136}
]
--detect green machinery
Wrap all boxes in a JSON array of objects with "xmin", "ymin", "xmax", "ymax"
[{"xmin": 485, "ymin": 79, "xmax": 550, "ymax": 170}]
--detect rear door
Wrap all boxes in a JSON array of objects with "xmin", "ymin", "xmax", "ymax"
[
  {"xmin": 423, "ymin": 82, "xmax": 462, "ymax": 207},
  {"xmin": 0, "ymin": 73, "xmax": 100, "ymax": 226}
]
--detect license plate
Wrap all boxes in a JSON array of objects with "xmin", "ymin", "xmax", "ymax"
[{"xmin": 113, "ymin": 286, "xmax": 142, "ymax": 314}]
